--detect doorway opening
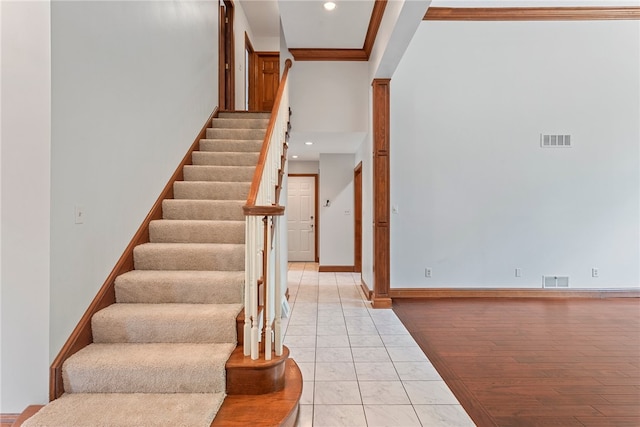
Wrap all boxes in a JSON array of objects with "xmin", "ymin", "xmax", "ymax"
[{"xmin": 219, "ymin": 0, "xmax": 235, "ymax": 110}]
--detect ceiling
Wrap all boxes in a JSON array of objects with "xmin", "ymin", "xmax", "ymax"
[{"xmin": 239, "ymin": 0, "xmax": 376, "ymax": 46}]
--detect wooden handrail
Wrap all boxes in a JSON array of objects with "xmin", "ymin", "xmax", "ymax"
[{"xmin": 244, "ymin": 58, "xmax": 292, "ymax": 212}]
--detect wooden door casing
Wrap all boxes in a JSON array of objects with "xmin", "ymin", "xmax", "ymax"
[{"xmin": 254, "ymin": 52, "xmax": 279, "ymax": 111}]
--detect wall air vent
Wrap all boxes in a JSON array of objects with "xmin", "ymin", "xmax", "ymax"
[
  {"xmin": 543, "ymin": 276, "xmax": 569, "ymax": 288},
  {"xmin": 541, "ymin": 134, "xmax": 571, "ymax": 148}
]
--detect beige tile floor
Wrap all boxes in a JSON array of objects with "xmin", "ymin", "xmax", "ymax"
[{"xmin": 285, "ymin": 263, "xmax": 476, "ymax": 427}]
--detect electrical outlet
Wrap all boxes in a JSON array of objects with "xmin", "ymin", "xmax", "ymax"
[
  {"xmin": 425, "ymin": 268, "xmax": 432, "ymax": 278},
  {"xmin": 592, "ymin": 268, "xmax": 599, "ymax": 278},
  {"xmin": 515, "ymin": 268, "xmax": 522, "ymax": 277}
]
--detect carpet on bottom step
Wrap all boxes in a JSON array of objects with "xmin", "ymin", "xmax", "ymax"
[{"xmin": 22, "ymin": 393, "xmax": 224, "ymax": 427}]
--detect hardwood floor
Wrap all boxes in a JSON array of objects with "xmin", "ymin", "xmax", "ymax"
[{"xmin": 393, "ymin": 297, "xmax": 640, "ymax": 427}]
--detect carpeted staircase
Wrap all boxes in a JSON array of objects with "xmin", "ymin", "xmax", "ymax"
[{"xmin": 24, "ymin": 111, "xmax": 270, "ymax": 427}]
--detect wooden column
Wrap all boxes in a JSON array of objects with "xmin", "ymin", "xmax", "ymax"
[{"xmin": 371, "ymin": 79, "xmax": 392, "ymax": 309}]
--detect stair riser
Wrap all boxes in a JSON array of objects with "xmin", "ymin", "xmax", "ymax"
[
  {"xmin": 115, "ymin": 281, "xmax": 243, "ymax": 304},
  {"xmin": 133, "ymin": 245, "xmax": 244, "ymax": 271},
  {"xmin": 149, "ymin": 220, "xmax": 245, "ymax": 244},
  {"xmin": 162, "ymin": 200, "xmax": 244, "ymax": 221},
  {"xmin": 210, "ymin": 118, "xmax": 269, "ymax": 129},
  {"xmin": 199, "ymin": 140, "xmax": 263, "ymax": 153},
  {"xmin": 173, "ymin": 182, "xmax": 250, "ymax": 200},
  {"xmin": 206, "ymin": 128, "xmax": 265, "ymax": 140},
  {"xmin": 183, "ymin": 166, "xmax": 255, "ymax": 182},
  {"xmin": 218, "ymin": 111, "xmax": 270, "ymax": 120},
  {"xmin": 192, "ymin": 152, "xmax": 259, "ymax": 167}
]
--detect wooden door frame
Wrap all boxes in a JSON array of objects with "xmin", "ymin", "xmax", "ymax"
[
  {"xmin": 245, "ymin": 32, "xmax": 256, "ymax": 111},
  {"xmin": 288, "ymin": 174, "xmax": 319, "ymax": 263},
  {"xmin": 354, "ymin": 162, "xmax": 363, "ymax": 273},
  {"xmin": 219, "ymin": 0, "xmax": 235, "ymax": 110}
]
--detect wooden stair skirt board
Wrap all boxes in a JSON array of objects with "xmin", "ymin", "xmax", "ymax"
[
  {"xmin": 318, "ymin": 265, "xmax": 355, "ymax": 272},
  {"xmin": 389, "ymin": 288, "xmax": 640, "ymax": 299}
]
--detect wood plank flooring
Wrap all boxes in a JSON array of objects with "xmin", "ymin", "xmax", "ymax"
[{"xmin": 393, "ymin": 298, "xmax": 640, "ymax": 427}]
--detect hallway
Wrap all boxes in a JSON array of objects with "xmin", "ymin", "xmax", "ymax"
[{"xmin": 285, "ymin": 263, "xmax": 475, "ymax": 427}]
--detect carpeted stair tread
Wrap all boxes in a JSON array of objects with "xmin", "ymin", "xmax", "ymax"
[
  {"xmin": 218, "ymin": 111, "xmax": 270, "ymax": 119},
  {"xmin": 133, "ymin": 243, "xmax": 244, "ymax": 271},
  {"xmin": 206, "ymin": 128, "xmax": 265, "ymax": 140},
  {"xmin": 210, "ymin": 118, "xmax": 269, "ymax": 129},
  {"xmin": 115, "ymin": 270, "xmax": 244, "ymax": 304},
  {"xmin": 63, "ymin": 343, "xmax": 234, "ymax": 394},
  {"xmin": 92, "ymin": 303, "xmax": 241, "ymax": 343},
  {"xmin": 183, "ymin": 165, "xmax": 255, "ymax": 182},
  {"xmin": 21, "ymin": 392, "xmax": 225, "ymax": 427},
  {"xmin": 173, "ymin": 181, "xmax": 251, "ymax": 200},
  {"xmin": 162, "ymin": 199, "xmax": 244, "ymax": 220},
  {"xmin": 199, "ymin": 139, "xmax": 263, "ymax": 153},
  {"xmin": 149, "ymin": 219, "xmax": 245, "ymax": 244},
  {"xmin": 192, "ymin": 151, "xmax": 259, "ymax": 166}
]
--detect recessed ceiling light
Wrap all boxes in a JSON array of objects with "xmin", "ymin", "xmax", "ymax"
[
  {"xmin": 292, "ymin": 155, "xmax": 299, "ymax": 159},
  {"xmin": 304, "ymin": 141, "xmax": 313, "ymax": 146},
  {"xmin": 324, "ymin": 2, "xmax": 336, "ymax": 11}
]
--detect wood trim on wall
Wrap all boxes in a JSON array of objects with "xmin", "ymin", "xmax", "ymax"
[
  {"xmin": 363, "ymin": 0, "xmax": 388, "ymax": 57},
  {"xmin": 290, "ymin": 0, "xmax": 387, "ymax": 61},
  {"xmin": 219, "ymin": 1, "xmax": 235, "ymax": 109},
  {"xmin": 245, "ymin": 32, "xmax": 256, "ymax": 111},
  {"xmin": 371, "ymin": 79, "xmax": 392, "ymax": 309},
  {"xmin": 360, "ymin": 277, "xmax": 373, "ymax": 301},
  {"xmin": 288, "ymin": 173, "xmax": 319, "ymax": 263},
  {"xmin": 354, "ymin": 162, "xmax": 362, "ymax": 273},
  {"xmin": 49, "ymin": 108, "xmax": 219, "ymax": 401},
  {"xmin": 389, "ymin": 288, "xmax": 640, "ymax": 299},
  {"xmin": 318, "ymin": 265, "xmax": 356, "ymax": 273},
  {"xmin": 424, "ymin": 6, "xmax": 640, "ymax": 21},
  {"xmin": 288, "ymin": 48, "xmax": 368, "ymax": 62}
]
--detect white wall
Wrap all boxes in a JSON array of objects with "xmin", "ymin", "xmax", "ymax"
[
  {"xmin": 50, "ymin": 0, "xmax": 219, "ymax": 365},
  {"xmin": 319, "ymin": 154, "xmax": 355, "ymax": 266},
  {"xmin": 390, "ymin": 21, "xmax": 640, "ymax": 289},
  {"xmin": 289, "ymin": 62, "xmax": 369, "ymax": 133},
  {"xmin": 288, "ymin": 161, "xmax": 319, "ymax": 174},
  {"xmin": 0, "ymin": 0, "xmax": 52, "ymax": 412}
]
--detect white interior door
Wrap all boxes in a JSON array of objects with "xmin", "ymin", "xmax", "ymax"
[{"xmin": 288, "ymin": 176, "xmax": 315, "ymax": 262}]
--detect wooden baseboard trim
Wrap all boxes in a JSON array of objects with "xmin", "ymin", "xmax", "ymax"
[
  {"xmin": 360, "ymin": 277, "xmax": 373, "ymax": 301},
  {"xmin": 424, "ymin": 6, "xmax": 640, "ymax": 21},
  {"xmin": 389, "ymin": 288, "xmax": 640, "ymax": 299},
  {"xmin": 8, "ymin": 406, "xmax": 44, "ymax": 427},
  {"xmin": 371, "ymin": 296, "xmax": 393, "ymax": 309},
  {"xmin": 49, "ymin": 107, "xmax": 219, "ymax": 401},
  {"xmin": 318, "ymin": 265, "xmax": 356, "ymax": 273}
]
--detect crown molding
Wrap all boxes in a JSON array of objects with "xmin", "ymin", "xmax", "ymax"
[
  {"xmin": 289, "ymin": 0, "xmax": 387, "ymax": 61},
  {"xmin": 424, "ymin": 6, "xmax": 640, "ymax": 21}
]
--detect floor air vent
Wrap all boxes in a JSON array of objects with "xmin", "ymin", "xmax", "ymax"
[{"xmin": 543, "ymin": 276, "xmax": 569, "ymax": 288}]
